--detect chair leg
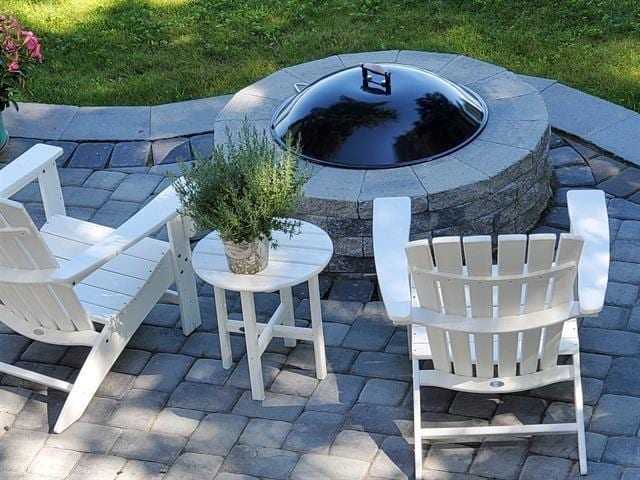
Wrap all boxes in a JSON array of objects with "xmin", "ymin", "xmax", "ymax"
[
  {"xmin": 54, "ymin": 326, "xmax": 126, "ymax": 433},
  {"xmin": 413, "ymin": 358, "xmax": 423, "ymax": 480},
  {"xmin": 573, "ymin": 353, "xmax": 588, "ymax": 475},
  {"xmin": 214, "ymin": 286, "xmax": 233, "ymax": 369},
  {"xmin": 308, "ymin": 275, "xmax": 327, "ymax": 380}
]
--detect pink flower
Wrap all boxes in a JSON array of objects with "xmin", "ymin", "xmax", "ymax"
[
  {"xmin": 8, "ymin": 61, "xmax": 19, "ymax": 72},
  {"xmin": 22, "ymin": 31, "xmax": 42, "ymax": 62}
]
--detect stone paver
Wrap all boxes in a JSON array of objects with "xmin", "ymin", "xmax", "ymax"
[{"xmin": 4, "ymin": 80, "xmax": 640, "ymax": 480}]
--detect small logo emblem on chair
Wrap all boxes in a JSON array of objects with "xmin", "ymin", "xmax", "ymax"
[{"xmin": 489, "ymin": 380, "xmax": 504, "ymax": 388}]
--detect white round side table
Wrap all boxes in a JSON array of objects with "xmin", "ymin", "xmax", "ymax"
[{"xmin": 192, "ymin": 220, "xmax": 334, "ymax": 401}]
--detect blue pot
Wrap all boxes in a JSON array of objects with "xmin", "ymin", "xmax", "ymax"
[{"xmin": 0, "ymin": 111, "xmax": 8, "ymax": 152}]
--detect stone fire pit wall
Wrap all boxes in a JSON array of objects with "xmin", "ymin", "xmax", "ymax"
[{"xmin": 214, "ymin": 51, "xmax": 552, "ymax": 274}]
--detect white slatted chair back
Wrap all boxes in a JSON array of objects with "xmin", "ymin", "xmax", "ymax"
[
  {"xmin": 0, "ymin": 198, "xmax": 92, "ymax": 337},
  {"xmin": 406, "ymin": 233, "xmax": 583, "ymax": 378}
]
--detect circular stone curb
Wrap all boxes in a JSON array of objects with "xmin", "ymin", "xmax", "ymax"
[{"xmin": 215, "ymin": 51, "xmax": 552, "ymax": 273}]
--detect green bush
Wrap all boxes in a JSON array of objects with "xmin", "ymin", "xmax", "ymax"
[{"xmin": 173, "ymin": 121, "xmax": 308, "ymax": 245}]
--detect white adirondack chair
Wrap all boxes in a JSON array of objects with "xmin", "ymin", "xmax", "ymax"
[
  {"xmin": 0, "ymin": 144, "xmax": 201, "ymax": 433},
  {"xmin": 373, "ymin": 190, "xmax": 609, "ymax": 478}
]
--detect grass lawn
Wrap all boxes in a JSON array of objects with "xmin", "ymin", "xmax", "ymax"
[{"xmin": 4, "ymin": 0, "xmax": 640, "ymax": 110}]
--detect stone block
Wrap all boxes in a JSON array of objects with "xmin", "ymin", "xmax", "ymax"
[
  {"xmin": 79, "ymin": 396, "xmax": 119, "ymax": 425},
  {"xmin": 600, "ymin": 167, "xmax": 640, "ymax": 197},
  {"xmin": 152, "ymin": 137, "xmax": 192, "ymax": 165},
  {"xmin": 396, "ymin": 50, "xmax": 457, "ymax": 71},
  {"xmin": 107, "ymin": 388, "xmax": 167, "ymax": 430},
  {"xmin": 68, "ymin": 143, "xmax": 113, "ymax": 169},
  {"xmin": 270, "ymin": 369, "xmax": 319, "ymax": 397},
  {"xmin": 358, "ymin": 378, "xmax": 408, "ymax": 406},
  {"xmin": 292, "ymin": 453, "xmax": 369, "ymax": 480},
  {"xmin": 130, "ymin": 325, "xmax": 188, "ymax": 353},
  {"xmin": 151, "ymin": 407, "xmax": 203, "ymax": 437},
  {"xmin": 47, "ymin": 422, "xmax": 121, "ymax": 454},
  {"xmin": 306, "ymin": 373, "xmax": 365, "ymax": 414},
  {"xmin": 111, "ymin": 173, "xmax": 163, "ymax": 202},
  {"xmin": 111, "ymin": 430, "xmax": 186, "ymax": 463},
  {"xmin": 239, "ymin": 418, "xmax": 291, "ymax": 448},
  {"xmin": 226, "ymin": 353, "xmax": 285, "ymax": 390},
  {"xmin": 4, "ymin": 103, "xmax": 78, "ymax": 140},
  {"xmin": 329, "ymin": 279, "xmax": 374, "ymax": 303},
  {"xmin": 591, "ymin": 394, "xmax": 640, "ymax": 435},
  {"xmin": 369, "ymin": 435, "xmax": 415, "ymax": 480},
  {"xmin": 605, "ymin": 358, "xmax": 640, "ymax": 397},
  {"xmin": 345, "ymin": 403, "xmax": 412, "ymax": 436},
  {"xmin": 589, "ymin": 156, "xmax": 627, "ymax": 183},
  {"xmin": 66, "ymin": 454, "xmax": 127, "ymax": 480},
  {"xmin": 553, "ymin": 166, "xmax": 595, "ymax": 187},
  {"xmin": 62, "ymin": 186, "xmax": 111, "ymax": 209},
  {"xmin": 609, "ymin": 199, "xmax": 640, "ymax": 220},
  {"xmin": 186, "ymin": 412, "xmax": 247, "ymax": 456},
  {"xmin": 604, "ymin": 436, "xmax": 640, "ymax": 467},
  {"xmin": 439, "ymin": 55, "xmax": 506, "ymax": 85},
  {"xmin": 180, "ymin": 331, "xmax": 245, "ymax": 361},
  {"xmin": 105, "ymin": 142, "xmax": 151, "ymax": 170},
  {"xmin": 589, "ymin": 114, "xmax": 640, "ymax": 167},
  {"xmin": 185, "ymin": 358, "xmax": 230, "ymax": 385},
  {"xmin": 91, "ymin": 201, "xmax": 140, "ymax": 227},
  {"xmin": 62, "ymin": 106, "xmax": 150, "ymax": 141},
  {"xmin": 605, "ymin": 282, "xmax": 639, "ymax": 307},
  {"xmin": 342, "ymin": 315, "xmax": 394, "ymax": 351},
  {"xmin": 449, "ymin": 392, "xmax": 498, "ymax": 419},
  {"xmin": 468, "ymin": 440, "xmax": 528, "ymax": 480},
  {"xmin": 581, "ymin": 353, "xmax": 612, "ymax": 379},
  {"xmin": 580, "ymin": 327, "xmax": 640, "ymax": 356},
  {"xmin": 150, "ymin": 96, "xmax": 230, "ymax": 139},
  {"xmin": 285, "ymin": 55, "xmax": 344, "ymax": 83},
  {"xmin": 0, "ymin": 428, "xmax": 47, "ymax": 472},
  {"xmin": 286, "ymin": 344, "xmax": 357, "ymax": 374},
  {"xmin": 283, "ymin": 410, "xmax": 342, "ymax": 454},
  {"xmin": 351, "ymin": 351, "xmax": 411, "ymax": 380},
  {"xmin": 613, "ymin": 241, "xmax": 640, "ymax": 263},
  {"xmin": 111, "ymin": 349, "xmax": 151, "ymax": 376},
  {"xmin": 232, "ymin": 391, "xmax": 306, "ymax": 422},
  {"xmin": 583, "ymin": 305, "xmax": 629, "ymax": 330},
  {"xmin": 133, "ymin": 353, "xmax": 193, "ymax": 392},
  {"xmin": 190, "ymin": 133, "xmax": 214, "ymax": 160},
  {"xmin": 222, "ymin": 445, "xmax": 299, "ymax": 479},
  {"xmin": 165, "ymin": 452, "xmax": 223, "ymax": 480},
  {"xmin": 116, "ymin": 460, "xmax": 167, "ymax": 480},
  {"xmin": 46, "ymin": 140, "xmax": 78, "ymax": 166},
  {"xmin": 28, "ymin": 447, "xmax": 82, "ymax": 477},
  {"xmin": 169, "ymin": 382, "xmax": 241, "ymax": 413},
  {"xmin": 0, "ymin": 386, "xmax": 31, "ymax": 414},
  {"xmin": 425, "ymin": 443, "xmax": 475, "ymax": 474},
  {"xmin": 295, "ymin": 299, "xmax": 363, "ymax": 325},
  {"xmin": 543, "ymin": 206, "xmax": 570, "ymax": 229},
  {"xmin": 20, "ymin": 342, "xmax": 68, "ymax": 364},
  {"xmin": 542, "ymin": 83, "xmax": 636, "ymax": 138},
  {"xmin": 59, "ymin": 168, "xmax": 93, "ymax": 187},
  {"xmin": 83, "ymin": 170, "xmax": 127, "ymax": 191},
  {"xmin": 469, "ymin": 71, "xmax": 537, "ymax": 100},
  {"xmin": 549, "ymin": 146, "xmax": 585, "ymax": 167},
  {"xmin": 519, "ymin": 455, "xmax": 572, "ymax": 480},
  {"xmin": 330, "ymin": 429, "xmax": 381, "ymax": 462}
]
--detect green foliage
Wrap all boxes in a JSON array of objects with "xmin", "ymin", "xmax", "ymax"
[
  {"xmin": 3, "ymin": 0, "xmax": 640, "ymax": 111},
  {"xmin": 173, "ymin": 121, "xmax": 308, "ymax": 245}
]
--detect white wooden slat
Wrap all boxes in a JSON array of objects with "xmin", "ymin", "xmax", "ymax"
[
  {"xmin": 74, "ymin": 284, "xmax": 131, "ymax": 312},
  {"xmin": 520, "ymin": 234, "xmax": 556, "ymax": 375},
  {"xmin": 463, "ymin": 236, "xmax": 493, "ymax": 318},
  {"xmin": 192, "ymin": 253, "xmax": 309, "ymax": 282},
  {"xmin": 432, "ymin": 237, "xmax": 466, "ymax": 316},
  {"xmin": 196, "ymin": 242, "xmax": 330, "ymax": 267},
  {"xmin": 0, "ymin": 144, "xmax": 63, "ymax": 198},
  {"xmin": 373, "ymin": 197, "xmax": 412, "ymax": 323},
  {"xmin": 426, "ymin": 327, "xmax": 451, "ymax": 372},
  {"xmin": 405, "ymin": 240, "xmax": 439, "ymax": 311},
  {"xmin": 200, "ymin": 228, "xmax": 332, "ymax": 253},
  {"xmin": 497, "ymin": 235, "xmax": 527, "ymax": 316},
  {"xmin": 42, "ymin": 215, "xmax": 168, "ymax": 263},
  {"xmin": 80, "ymin": 269, "xmax": 146, "ymax": 296},
  {"xmin": 82, "ymin": 302, "xmax": 118, "ymax": 324},
  {"xmin": 45, "ymin": 235, "xmax": 160, "ymax": 282},
  {"xmin": 540, "ymin": 323, "xmax": 564, "ymax": 369},
  {"xmin": 473, "ymin": 333, "xmax": 494, "ymax": 378},
  {"xmin": 566, "ymin": 189, "xmax": 609, "ymax": 315},
  {"xmin": 498, "ymin": 332, "xmax": 518, "ymax": 377},
  {"xmin": 552, "ymin": 234, "xmax": 583, "ymax": 307},
  {"xmin": 432, "ymin": 237, "xmax": 472, "ymax": 376}
]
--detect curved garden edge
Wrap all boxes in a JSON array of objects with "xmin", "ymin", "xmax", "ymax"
[{"xmin": 0, "ymin": 51, "xmax": 638, "ymax": 165}]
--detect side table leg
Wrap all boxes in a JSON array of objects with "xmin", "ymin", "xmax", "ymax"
[
  {"xmin": 240, "ymin": 291, "xmax": 265, "ymax": 400},
  {"xmin": 280, "ymin": 287, "xmax": 297, "ymax": 348},
  {"xmin": 213, "ymin": 287, "xmax": 233, "ymax": 369},
  {"xmin": 308, "ymin": 275, "xmax": 327, "ymax": 380}
]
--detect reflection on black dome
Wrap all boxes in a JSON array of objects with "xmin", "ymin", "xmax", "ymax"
[{"xmin": 271, "ymin": 64, "xmax": 488, "ymax": 169}]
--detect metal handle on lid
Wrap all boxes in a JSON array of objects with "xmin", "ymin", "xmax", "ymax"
[
  {"xmin": 361, "ymin": 63, "xmax": 391, "ymax": 95},
  {"xmin": 294, "ymin": 82, "xmax": 308, "ymax": 93}
]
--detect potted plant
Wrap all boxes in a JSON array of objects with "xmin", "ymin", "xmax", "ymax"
[
  {"xmin": 0, "ymin": 15, "xmax": 43, "ymax": 151},
  {"xmin": 173, "ymin": 122, "xmax": 309, "ymax": 274}
]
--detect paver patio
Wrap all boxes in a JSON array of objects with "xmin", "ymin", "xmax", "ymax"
[{"xmin": 1, "ymin": 62, "xmax": 640, "ymax": 479}]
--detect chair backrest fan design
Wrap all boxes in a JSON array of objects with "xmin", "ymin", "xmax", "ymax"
[
  {"xmin": 406, "ymin": 233, "xmax": 583, "ymax": 379},
  {"xmin": 0, "ymin": 199, "xmax": 92, "ymax": 337}
]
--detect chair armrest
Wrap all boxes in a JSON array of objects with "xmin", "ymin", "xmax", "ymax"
[
  {"xmin": 373, "ymin": 197, "xmax": 412, "ymax": 324},
  {"xmin": 52, "ymin": 185, "xmax": 182, "ymax": 283},
  {"xmin": 0, "ymin": 144, "xmax": 66, "ymax": 220},
  {"xmin": 567, "ymin": 189, "xmax": 609, "ymax": 316}
]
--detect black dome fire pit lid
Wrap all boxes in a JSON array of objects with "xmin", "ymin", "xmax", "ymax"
[{"xmin": 271, "ymin": 63, "xmax": 488, "ymax": 169}]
